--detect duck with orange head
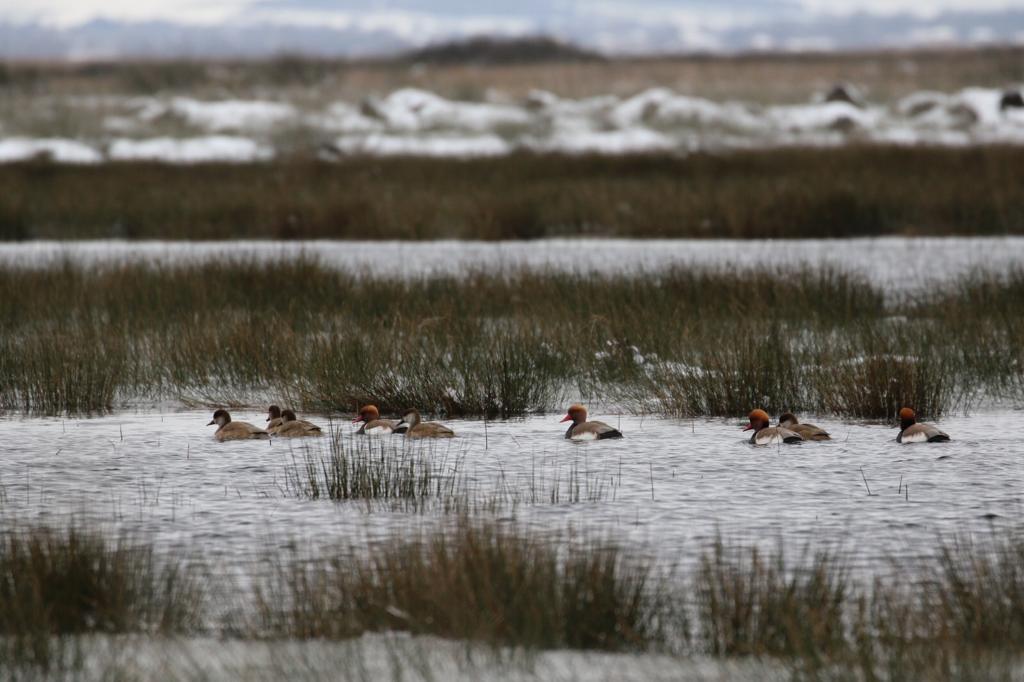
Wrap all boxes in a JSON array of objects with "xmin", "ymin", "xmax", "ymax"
[
  {"xmin": 896, "ymin": 407, "xmax": 950, "ymax": 443},
  {"xmin": 560, "ymin": 404, "xmax": 623, "ymax": 440},
  {"xmin": 745, "ymin": 409, "xmax": 803, "ymax": 445},
  {"xmin": 353, "ymin": 404, "xmax": 400, "ymax": 435}
]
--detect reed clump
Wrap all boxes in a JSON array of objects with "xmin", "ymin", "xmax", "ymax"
[
  {"xmin": 0, "ymin": 525, "xmax": 203, "ymax": 670},
  {"xmin": 284, "ymin": 434, "xmax": 463, "ymax": 510},
  {"xmin": 695, "ymin": 542, "xmax": 849, "ymax": 661},
  {"xmin": 284, "ymin": 433, "xmax": 615, "ymax": 509},
  {"xmin": 253, "ymin": 519, "xmax": 665, "ymax": 651},
  {"xmin": 250, "ymin": 524, "xmax": 1024, "ymax": 674},
  {"xmin": 692, "ymin": 535, "xmax": 1024, "ymax": 678},
  {"xmin": 4, "ymin": 148, "xmax": 1024, "ymax": 240}
]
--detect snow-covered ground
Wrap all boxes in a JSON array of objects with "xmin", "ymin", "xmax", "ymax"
[{"xmin": 2, "ymin": 86, "xmax": 1024, "ymax": 162}]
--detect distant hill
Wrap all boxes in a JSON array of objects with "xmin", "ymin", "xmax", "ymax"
[{"xmin": 401, "ymin": 36, "xmax": 604, "ymax": 65}]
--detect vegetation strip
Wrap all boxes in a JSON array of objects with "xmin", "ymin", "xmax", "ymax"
[
  {"xmin": 0, "ymin": 260, "xmax": 1020, "ymax": 417},
  {"xmin": 5, "ymin": 147, "xmax": 1024, "ymax": 240},
  {"xmin": 3, "ymin": 520, "xmax": 1022, "ymax": 678}
]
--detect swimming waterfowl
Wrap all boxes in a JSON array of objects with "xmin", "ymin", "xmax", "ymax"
[
  {"xmin": 896, "ymin": 407, "xmax": 950, "ymax": 443},
  {"xmin": 395, "ymin": 409, "xmax": 455, "ymax": 439},
  {"xmin": 353, "ymin": 404, "xmax": 400, "ymax": 435},
  {"xmin": 560, "ymin": 404, "xmax": 623, "ymax": 440},
  {"xmin": 266, "ymin": 405, "xmax": 284, "ymax": 434},
  {"xmin": 778, "ymin": 412, "xmax": 831, "ymax": 441},
  {"xmin": 275, "ymin": 409, "xmax": 323, "ymax": 437},
  {"xmin": 207, "ymin": 409, "xmax": 270, "ymax": 442},
  {"xmin": 745, "ymin": 409, "xmax": 804, "ymax": 445}
]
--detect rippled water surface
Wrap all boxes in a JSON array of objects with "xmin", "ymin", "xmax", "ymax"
[
  {"xmin": 1, "ymin": 409, "xmax": 1018, "ymax": 579},
  {"xmin": 3, "ymin": 237, "xmax": 1024, "ymax": 298}
]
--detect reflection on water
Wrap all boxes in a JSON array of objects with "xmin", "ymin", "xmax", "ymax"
[{"xmin": 0, "ymin": 409, "xmax": 1018, "ymax": 580}]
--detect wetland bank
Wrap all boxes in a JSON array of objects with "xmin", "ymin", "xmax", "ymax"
[
  {"xmin": 1, "ymin": 248, "xmax": 1022, "ymax": 678},
  {"xmin": 0, "ymin": 255, "xmax": 1021, "ymax": 417},
  {"xmin": 3, "ymin": 46, "xmax": 1024, "ymax": 680}
]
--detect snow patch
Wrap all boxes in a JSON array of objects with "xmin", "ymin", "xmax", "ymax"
[
  {"xmin": 108, "ymin": 136, "xmax": 273, "ymax": 162},
  {"xmin": 333, "ymin": 133, "xmax": 511, "ymax": 157},
  {"xmin": 168, "ymin": 98, "xmax": 297, "ymax": 132},
  {"xmin": 0, "ymin": 137, "xmax": 102, "ymax": 163}
]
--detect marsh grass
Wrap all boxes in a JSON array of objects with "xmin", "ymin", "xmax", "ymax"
[
  {"xmin": 0, "ymin": 525, "xmax": 203, "ymax": 671},
  {"xmin": 283, "ymin": 434, "xmax": 464, "ymax": 510},
  {"xmin": 1, "ymin": 521, "xmax": 1022, "ymax": 677},
  {"xmin": 253, "ymin": 519, "xmax": 667, "ymax": 651},
  {"xmin": 0, "ymin": 260, "xmax": 1020, "ymax": 417},
  {"xmin": 696, "ymin": 542, "xmax": 849, "ymax": 662},
  {"xmin": 250, "ymin": 524, "xmax": 1024, "ymax": 674},
  {"xmin": 283, "ymin": 433, "xmax": 616, "ymax": 510},
  {"xmin": 5, "ymin": 148, "xmax": 1024, "ymax": 240},
  {"xmin": 693, "ymin": 535, "xmax": 1024, "ymax": 678}
]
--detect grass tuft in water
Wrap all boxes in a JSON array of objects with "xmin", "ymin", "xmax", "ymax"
[
  {"xmin": 254, "ymin": 519, "xmax": 667, "ymax": 651},
  {"xmin": 0, "ymin": 524, "xmax": 204, "ymax": 671}
]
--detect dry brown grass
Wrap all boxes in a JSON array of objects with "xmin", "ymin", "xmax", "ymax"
[
  {"xmin": 5, "ymin": 147, "xmax": 1024, "ymax": 241},
  {"xmin": 3, "ymin": 46, "xmax": 1022, "ymax": 101},
  {"xmin": 2, "ymin": 260, "xmax": 1021, "ymax": 417}
]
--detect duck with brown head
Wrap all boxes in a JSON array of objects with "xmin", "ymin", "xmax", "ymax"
[
  {"xmin": 353, "ymin": 404, "xmax": 400, "ymax": 435},
  {"xmin": 275, "ymin": 409, "xmax": 323, "ymax": 437},
  {"xmin": 778, "ymin": 412, "xmax": 830, "ymax": 441},
  {"xmin": 395, "ymin": 409, "xmax": 455, "ymax": 439},
  {"xmin": 207, "ymin": 409, "xmax": 270, "ymax": 442},
  {"xmin": 266, "ymin": 405, "xmax": 283, "ymax": 434},
  {"xmin": 745, "ymin": 409, "xmax": 804, "ymax": 445},
  {"xmin": 560, "ymin": 404, "xmax": 623, "ymax": 440},
  {"xmin": 897, "ymin": 407, "xmax": 950, "ymax": 443}
]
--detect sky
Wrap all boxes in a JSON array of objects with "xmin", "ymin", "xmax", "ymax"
[
  {"xmin": 4, "ymin": 0, "xmax": 1023, "ymax": 28},
  {"xmin": 2, "ymin": 0, "xmax": 1024, "ymax": 57}
]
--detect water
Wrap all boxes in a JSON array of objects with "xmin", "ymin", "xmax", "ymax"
[
  {"xmin": 2, "ymin": 237, "xmax": 1023, "ymax": 297},
  {"xmin": 1, "ymin": 408, "xmax": 1018, "ymax": 580}
]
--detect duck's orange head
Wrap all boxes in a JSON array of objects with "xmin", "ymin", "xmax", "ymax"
[
  {"xmin": 898, "ymin": 407, "xmax": 917, "ymax": 428},
  {"xmin": 744, "ymin": 409, "xmax": 770, "ymax": 431},
  {"xmin": 354, "ymin": 404, "xmax": 380, "ymax": 424},
  {"xmin": 560, "ymin": 404, "xmax": 587, "ymax": 423}
]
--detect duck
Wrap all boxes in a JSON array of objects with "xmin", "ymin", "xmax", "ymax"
[
  {"xmin": 207, "ymin": 409, "xmax": 270, "ymax": 442},
  {"xmin": 266, "ymin": 405, "xmax": 284, "ymax": 434},
  {"xmin": 353, "ymin": 404, "xmax": 400, "ymax": 435},
  {"xmin": 778, "ymin": 412, "xmax": 831, "ymax": 441},
  {"xmin": 395, "ymin": 409, "xmax": 455, "ymax": 439},
  {"xmin": 274, "ymin": 409, "xmax": 323, "ymax": 437},
  {"xmin": 745, "ymin": 409, "xmax": 804, "ymax": 445},
  {"xmin": 896, "ymin": 407, "xmax": 950, "ymax": 443},
  {"xmin": 560, "ymin": 404, "xmax": 623, "ymax": 440}
]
